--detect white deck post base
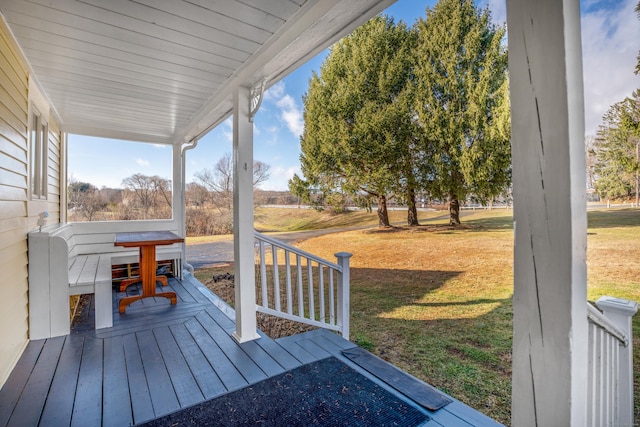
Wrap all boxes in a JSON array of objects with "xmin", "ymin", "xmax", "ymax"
[
  {"xmin": 335, "ymin": 252, "xmax": 352, "ymax": 340},
  {"xmin": 232, "ymin": 85, "xmax": 259, "ymax": 343}
]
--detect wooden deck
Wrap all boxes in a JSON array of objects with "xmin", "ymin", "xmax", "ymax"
[{"xmin": 0, "ymin": 274, "xmax": 501, "ymax": 427}]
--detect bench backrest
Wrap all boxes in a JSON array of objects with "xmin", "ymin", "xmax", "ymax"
[{"xmin": 48, "ymin": 224, "xmax": 182, "ymax": 260}]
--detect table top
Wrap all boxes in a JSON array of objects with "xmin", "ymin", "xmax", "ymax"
[{"xmin": 114, "ymin": 230, "xmax": 184, "ymax": 247}]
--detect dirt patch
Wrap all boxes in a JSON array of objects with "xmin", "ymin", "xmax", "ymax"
[{"xmin": 203, "ymin": 273, "xmax": 317, "ymax": 339}]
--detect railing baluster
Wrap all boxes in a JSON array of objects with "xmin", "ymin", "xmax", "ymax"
[
  {"xmin": 319, "ymin": 265, "xmax": 325, "ymax": 323},
  {"xmin": 272, "ymin": 244, "xmax": 280, "ymax": 312},
  {"xmin": 259, "ymin": 240, "xmax": 268, "ymax": 308},
  {"xmin": 296, "ymin": 254, "xmax": 304, "ymax": 317},
  {"xmin": 307, "ymin": 258, "xmax": 314, "ymax": 321},
  {"xmin": 329, "ymin": 269, "xmax": 335, "ymax": 324},
  {"xmin": 285, "ymin": 249, "xmax": 292, "ymax": 315}
]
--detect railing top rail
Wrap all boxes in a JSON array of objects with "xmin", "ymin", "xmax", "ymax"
[
  {"xmin": 587, "ymin": 303, "xmax": 628, "ymax": 346},
  {"xmin": 254, "ymin": 231, "xmax": 342, "ymax": 271}
]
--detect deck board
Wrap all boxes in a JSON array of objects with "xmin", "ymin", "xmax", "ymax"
[
  {"xmin": 39, "ymin": 336, "xmax": 83, "ymax": 427},
  {"xmin": 136, "ymin": 330, "xmax": 182, "ymax": 418},
  {"xmin": 71, "ymin": 337, "xmax": 103, "ymax": 427},
  {"xmin": 183, "ymin": 316, "xmax": 248, "ymax": 392},
  {"xmin": 0, "ymin": 273, "xmax": 500, "ymax": 426},
  {"xmin": 8, "ymin": 337, "xmax": 64, "ymax": 427},
  {"xmin": 153, "ymin": 326, "xmax": 205, "ymax": 408},
  {"xmin": 194, "ymin": 311, "xmax": 268, "ymax": 385},
  {"xmin": 0, "ymin": 340, "xmax": 44, "ymax": 426},
  {"xmin": 102, "ymin": 335, "xmax": 134, "ymax": 427},
  {"xmin": 275, "ymin": 334, "xmax": 320, "ymax": 364},
  {"xmin": 122, "ymin": 333, "xmax": 155, "ymax": 424},
  {"xmin": 168, "ymin": 323, "xmax": 226, "ymax": 400}
]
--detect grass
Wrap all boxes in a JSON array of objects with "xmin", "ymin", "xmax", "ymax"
[{"xmin": 192, "ymin": 207, "xmax": 640, "ymax": 425}]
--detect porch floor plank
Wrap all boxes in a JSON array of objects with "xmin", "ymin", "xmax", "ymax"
[
  {"xmin": 71, "ymin": 337, "xmax": 103, "ymax": 427},
  {"xmin": 194, "ymin": 311, "xmax": 269, "ymax": 385},
  {"xmin": 39, "ymin": 336, "xmax": 83, "ymax": 427},
  {"xmin": 135, "ymin": 330, "xmax": 182, "ymax": 418},
  {"xmin": 0, "ymin": 340, "xmax": 45, "ymax": 426},
  {"xmin": 8, "ymin": 336, "xmax": 65, "ymax": 427},
  {"xmin": 274, "ymin": 334, "xmax": 320, "ymax": 364},
  {"xmin": 152, "ymin": 326, "xmax": 205, "ymax": 408},
  {"xmin": 102, "ymin": 335, "xmax": 134, "ymax": 427},
  {"xmin": 0, "ymin": 273, "xmax": 500, "ymax": 426},
  {"xmin": 122, "ymin": 332, "xmax": 156, "ymax": 424},
  {"xmin": 250, "ymin": 335, "xmax": 304, "ymax": 371},
  {"xmin": 183, "ymin": 316, "xmax": 248, "ymax": 392},
  {"xmin": 167, "ymin": 323, "xmax": 226, "ymax": 400}
]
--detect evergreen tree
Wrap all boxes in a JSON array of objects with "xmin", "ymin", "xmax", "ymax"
[
  {"xmin": 594, "ymin": 90, "xmax": 640, "ymax": 203},
  {"xmin": 291, "ymin": 16, "xmax": 415, "ymax": 227},
  {"xmin": 412, "ymin": 0, "xmax": 510, "ymax": 224}
]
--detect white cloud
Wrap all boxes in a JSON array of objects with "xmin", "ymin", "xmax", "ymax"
[
  {"xmin": 276, "ymin": 94, "xmax": 305, "ymax": 138},
  {"xmin": 485, "ymin": 0, "xmax": 506, "ymax": 24},
  {"xmin": 260, "ymin": 165, "xmax": 301, "ymax": 191},
  {"xmin": 136, "ymin": 158, "xmax": 150, "ymax": 167},
  {"xmin": 264, "ymin": 81, "xmax": 285, "ymax": 101},
  {"xmin": 484, "ymin": 0, "xmax": 639, "ymax": 136},
  {"xmin": 581, "ymin": 0, "xmax": 640, "ymax": 135},
  {"xmin": 262, "ymin": 81, "xmax": 305, "ymax": 139},
  {"xmin": 222, "ymin": 117, "xmax": 233, "ymax": 142}
]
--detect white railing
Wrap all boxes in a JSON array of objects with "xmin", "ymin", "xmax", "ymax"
[
  {"xmin": 254, "ymin": 231, "xmax": 352, "ymax": 339},
  {"xmin": 587, "ymin": 297, "xmax": 639, "ymax": 427}
]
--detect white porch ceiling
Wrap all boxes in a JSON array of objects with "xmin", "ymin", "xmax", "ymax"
[{"xmin": 0, "ymin": 0, "xmax": 394, "ymax": 145}]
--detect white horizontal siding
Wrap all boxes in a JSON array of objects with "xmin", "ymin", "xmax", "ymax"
[{"xmin": 0, "ymin": 17, "xmax": 29, "ymax": 389}]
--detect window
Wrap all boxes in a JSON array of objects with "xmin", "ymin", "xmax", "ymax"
[
  {"xmin": 29, "ymin": 107, "xmax": 48, "ymax": 199},
  {"xmin": 67, "ymin": 136, "xmax": 173, "ymax": 221}
]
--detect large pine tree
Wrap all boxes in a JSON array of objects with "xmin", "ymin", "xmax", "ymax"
[
  {"xmin": 594, "ymin": 90, "xmax": 640, "ymax": 203},
  {"xmin": 412, "ymin": 0, "xmax": 510, "ymax": 225},
  {"xmin": 290, "ymin": 16, "xmax": 415, "ymax": 227}
]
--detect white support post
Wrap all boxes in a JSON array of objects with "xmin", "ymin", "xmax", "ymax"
[
  {"xmin": 174, "ymin": 142, "xmax": 187, "ymax": 278},
  {"xmin": 335, "ymin": 252, "xmax": 352, "ymax": 340},
  {"xmin": 596, "ymin": 296, "xmax": 639, "ymax": 426},
  {"xmin": 232, "ymin": 85, "xmax": 259, "ymax": 343},
  {"xmin": 506, "ymin": 0, "xmax": 588, "ymax": 425}
]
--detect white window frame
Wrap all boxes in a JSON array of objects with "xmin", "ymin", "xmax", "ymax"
[
  {"xmin": 29, "ymin": 106, "xmax": 48, "ymax": 199},
  {"xmin": 28, "ymin": 77, "xmax": 50, "ymax": 201}
]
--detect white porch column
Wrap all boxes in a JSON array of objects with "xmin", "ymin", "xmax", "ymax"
[
  {"xmin": 232, "ymin": 85, "xmax": 259, "ymax": 342},
  {"xmin": 506, "ymin": 0, "xmax": 588, "ymax": 426}
]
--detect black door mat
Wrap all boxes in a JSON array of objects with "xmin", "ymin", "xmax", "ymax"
[
  {"xmin": 342, "ymin": 347, "xmax": 452, "ymax": 411},
  {"xmin": 137, "ymin": 356, "xmax": 428, "ymax": 426}
]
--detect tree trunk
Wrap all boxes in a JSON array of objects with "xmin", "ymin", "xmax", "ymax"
[
  {"xmin": 407, "ymin": 186, "xmax": 419, "ymax": 226},
  {"xmin": 377, "ymin": 194, "xmax": 390, "ymax": 227},
  {"xmin": 449, "ymin": 192, "xmax": 461, "ymax": 225}
]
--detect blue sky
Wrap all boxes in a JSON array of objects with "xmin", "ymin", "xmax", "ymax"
[{"xmin": 68, "ymin": 0, "xmax": 640, "ymax": 191}]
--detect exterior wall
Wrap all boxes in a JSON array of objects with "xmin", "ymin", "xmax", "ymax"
[{"xmin": 0, "ymin": 18, "xmax": 62, "ymax": 388}]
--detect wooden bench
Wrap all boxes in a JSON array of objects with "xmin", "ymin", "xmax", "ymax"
[{"xmin": 28, "ymin": 224, "xmax": 182, "ymax": 339}]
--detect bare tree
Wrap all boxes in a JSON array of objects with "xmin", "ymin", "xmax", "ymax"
[
  {"xmin": 253, "ymin": 160, "xmax": 271, "ymax": 187},
  {"xmin": 121, "ymin": 173, "xmax": 171, "ymax": 219},
  {"xmin": 68, "ymin": 177, "xmax": 106, "ymax": 221},
  {"xmin": 186, "ymin": 182, "xmax": 209, "ymax": 208},
  {"xmin": 194, "ymin": 153, "xmax": 271, "ymax": 210}
]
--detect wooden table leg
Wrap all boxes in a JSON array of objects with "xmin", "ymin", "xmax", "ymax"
[{"xmin": 119, "ymin": 244, "xmax": 177, "ymax": 313}]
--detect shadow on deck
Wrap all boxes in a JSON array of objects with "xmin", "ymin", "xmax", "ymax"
[{"xmin": 0, "ymin": 274, "xmax": 501, "ymax": 426}]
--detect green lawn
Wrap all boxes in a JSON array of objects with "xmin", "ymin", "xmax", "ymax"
[{"xmin": 195, "ymin": 207, "xmax": 640, "ymax": 425}]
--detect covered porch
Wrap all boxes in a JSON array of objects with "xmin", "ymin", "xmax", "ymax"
[
  {"xmin": 0, "ymin": 0, "xmax": 637, "ymax": 425},
  {"xmin": 0, "ymin": 273, "xmax": 496, "ymax": 426}
]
